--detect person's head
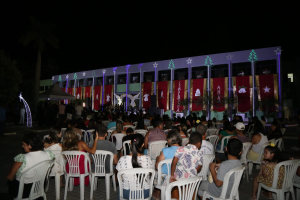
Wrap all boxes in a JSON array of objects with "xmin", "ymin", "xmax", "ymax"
[
  {"xmin": 44, "ymin": 126, "xmax": 62, "ymax": 144},
  {"xmin": 238, "ymin": 115, "xmax": 243, "ymax": 122},
  {"xmin": 261, "ymin": 116, "xmax": 266, "ymax": 121},
  {"xmin": 131, "ymin": 134, "xmax": 144, "ymax": 168},
  {"xmin": 116, "ymin": 120, "xmax": 123, "ymax": 133},
  {"xmin": 212, "ymin": 117, "xmax": 216, "ymax": 122},
  {"xmin": 136, "ymin": 118, "xmax": 145, "ymax": 129},
  {"xmin": 88, "ymin": 119, "xmax": 96, "ymax": 129},
  {"xmin": 96, "ymin": 124, "xmax": 107, "ymax": 138},
  {"xmin": 62, "ymin": 128, "xmax": 79, "ymax": 151},
  {"xmin": 126, "ymin": 127, "xmax": 134, "ymax": 135},
  {"xmin": 70, "ymin": 119, "xmax": 77, "ymax": 128},
  {"xmin": 207, "ymin": 120, "xmax": 213, "ymax": 128},
  {"xmin": 171, "ymin": 125, "xmax": 180, "ymax": 133},
  {"xmin": 235, "ymin": 122, "xmax": 245, "ymax": 135},
  {"xmin": 166, "ymin": 130, "xmax": 182, "ymax": 146},
  {"xmin": 112, "ymin": 115, "xmax": 118, "ymax": 122},
  {"xmin": 180, "ymin": 124, "xmax": 188, "ymax": 137},
  {"xmin": 226, "ymin": 138, "xmax": 243, "ymax": 157},
  {"xmin": 153, "ymin": 119, "xmax": 163, "ymax": 130},
  {"xmin": 201, "ymin": 115, "xmax": 206, "ymax": 122},
  {"xmin": 271, "ymin": 121, "xmax": 281, "ymax": 134},
  {"xmin": 264, "ymin": 145, "xmax": 281, "ymax": 163},
  {"xmin": 223, "ymin": 121, "xmax": 234, "ymax": 131},
  {"xmin": 196, "ymin": 124, "xmax": 207, "ymax": 139},
  {"xmin": 189, "ymin": 132, "xmax": 202, "ymax": 150},
  {"xmin": 164, "ymin": 119, "xmax": 172, "ymax": 129},
  {"xmin": 253, "ymin": 121, "xmax": 265, "ymax": 135},
  {"xmin": 22, "ymin": 132, "xmax": 44, "ymax": 152}
]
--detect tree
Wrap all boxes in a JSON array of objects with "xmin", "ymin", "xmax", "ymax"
[
  {"xmin": 19, "ymin": 17, "xmax": 58, "ymax": 108},
  {"xmin": 0, "ymin": 50, "xmax": 22, "ymax": 103}
]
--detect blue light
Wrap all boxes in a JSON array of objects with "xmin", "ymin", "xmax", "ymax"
[{"xmin": 19, "ymin": 93, "xmax": 32, "ymax": 127}]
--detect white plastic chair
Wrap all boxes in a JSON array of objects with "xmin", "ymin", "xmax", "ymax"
[
  {"xmin": 155, "ymin": 159, "xmax": 172, "ymax": 200},
  {"xmin": 182, "ymin": 138, "xmax": 189, "ymax": 146},
  {"xmin": 206, "ymin": 135, "xmax": 219, "ymax": 151},
  {"xmin": 207, "ymin": 128, "xmax": 218, "ymax": 136},
  {"xmin": 203, "ymin": 165, "xmax": 245, "ymax": 200},
  {"xmin": 45, "ymin": 150, "xmax": 65, "ymax": 200},
  {"xmin": 147, "ymin": 126, "xmax": 154, "ymax": 130},
  {"xmin": 61, "ymin": 128, "xmax": 67, "ymax": 142},
  {"xmin": 248, "ymin": 141, "xmax": 270, "ymax": 175},
  {"xmin": 62, "ymin": 151, "xmax": 91, "ymax": 200},
  {"xmin": 257, "ymin": 159, "xmax": 300, "ymax": 200},
  {"xmin": 112, "ymin": 133, "xmax": 126, "ymax": 150},
  {"xmin": 102, "ymin": 120, "xmax": 110, "ymax": 127},
  {"xmin": 43, "ymin": 134, "xmax": 49, "ymax": 140},
  {"xmin": 275, "ymin": 137, "xmax": 283, "ymax": 151},
  {"xmin": 83, "ymin": 129, "xmax": 94, "ymax": 146},
  {"xmin": 245, "ymin": 124, "xmax": 254, "ymax": 140},
  {"xmin": 294, "ymin": 180, "xmax": 300, "ymax": 200},
  {"xmin": 90, "ymin": 150, "xmax": 116, "ymax": 200},
  {"xmin": 124, "ymin": 125, "xmax": 136, "ymax": 131},
  {"xmin": 240, "ymin": 142, "xmax": 252, "ymax": 181},
  {"xmin": 198, "ymin": 154, "xmax": 215, "ymax": 180},
  {"xmin": 15, "ymin": 160, "xmax": 54, "ymax": 200},
  {"xmin": 117, "ymin": 168, "xmax": 155, "ymax": 200},
  {"xmin": 123, "ymin": 140, "xmax": 132, "ymax": 156},
  {"xmin": 133, "ymin": 121, "xmax": 138, "ymax": 126},
  {"xmin": 165, "ymin": 176, "xmax": 202, "ymax": 200},
  {"xmin": 135, "ymin": 130, "xmax": 148, "ymax": 137},
  {"xmin": 107, "ymin": 127, "xmax": 116, "ymax": 140},
  {"xmin": 76, "ymin": 133, "xmax": 81, "ymax": 141},
  {"xmin": 148, "ymin": 140, "xmax": 168, "ymax": 160},
  {"xmin": 215, "ymin": 136, "xmax": 231, "ymax": 154}
]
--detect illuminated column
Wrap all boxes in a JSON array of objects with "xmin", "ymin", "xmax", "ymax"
[
  {"xmin": 153, "ymin": 62, "xmax": 158, "ymax": 95},
  {"xmin": 92, "ymin": 71, "xmax": 95, "ymax": 111},
  {"xmin": 102, "ymin": 69, "xmax": 106, "ymax": 110},
  {"xmin": 113, "ymin": 67, "xmax": 117, "ymax": 109},
  {"xmin": 275, "ymin": 48, "xmax": 282, "ymax": 117},
  {"xmin": 19, "ymin": 93, "xmax": 32, "ymax": 127},
  {"xmin": 205, "ymin": 56, "xmax": 213, "ymax": 120},
  {"xmin": 226, "ymin": 54, "xmax": 233, "ymax": 119},
  {"xmin": 138, "ymin": 64, "xmax": 143, "ymax": 110},
  {"xmin": 248, "ymin": 49, "xmax": 258, "ymax": 117},
  {"xmin": 187, "ymin": 58, "xmax": 192, "ymax": 116},
  {"xmin": 126, "ymin": 65, "xmax": 131, "ymax": 112},
  {"xmin": 169, "ymin": 60, "xmax": 175, "ymax": 118},
  {"xmin": 65, "ymin": 75, "xmax": 69, "ymax": 104}
]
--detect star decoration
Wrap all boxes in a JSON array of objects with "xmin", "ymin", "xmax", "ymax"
[
  {"xmin": 274, "ymin": 48, "xmax": 282, "ymax": 55},
  {"xmin": 92, "ymin": 70, "xmax": 96, "ymax": 77},
  {"xmin": 82, "ymin": 72, "xmax": 86, "ymax": 76},
  {"xmin": 138, "ymin": 63, "xmax": 143, "ymax": 69},
  {"xmin": 66, "ymin": 75, "xmax": 69, "ymax": 79},
  {"xmin": 52, "ymin": 76, "xmax": 54, "ymax": 80},
  {"xmin": 263, "ymin": 86, "xmax": 270, "ymax": 93},
  {"xmin": 226, "ymin": 54, "xmax": 233, "ymax": 60},
  {"xmin": 126, "ymin": 64, "xmax": 131, "ymax": 70},
  {"xmin": 153, "ymin": 62, "xmax": 158, "ymax": 68},
  {"xmin": 102, "ymin": 69, "xmax": 106, "ymax": 74},
  {"xmin": 113, "ymin": 67, "xmax": 117, "ymax": 72},
  {"xmin": 187, "ymin": 58, "xmax": 192, "ymax": 64}
]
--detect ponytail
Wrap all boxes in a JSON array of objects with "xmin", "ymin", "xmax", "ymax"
[
  {"xmin": 131, "ymin": 134, "xmax": 144, "ymax": 168},
  {"xmin": 44, "ymin": 126, "xmax": 61, "ymax": 144}
]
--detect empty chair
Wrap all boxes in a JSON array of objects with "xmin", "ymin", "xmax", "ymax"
[
  {"xmin": 62, "ymin": 151, "xmax": 91, "ymax": 200},
  {"xmin": 275, "ymin": 137, "xmax": 283, "ymax": 151},
  {"xmin": 198, "ymin": 154, "xmax": 215, "ymax": 180},
  {"xmin": 206, "ymin": 135, "xmax": 219, "ymax": 151},
  {"xmin": 123, "ymin": 140, "xmax": 131, "ymax": 156},
  {"xmin": 215, "ymin": 136, "xmax": 231, "ymax": 154},
  {"xmin": 90, "ymin": 150, "xmax": 116, "ymax": 200},
  {"xmin": 203, "ymin": 165, "xmax": 245, "ymax": 200},
  {"xmin": 240, "ymin": 142, "xmax": 252, "ymax": 181},
  {"xmin": 148, "ymin": 140, "xmax": 168, "ymax": 160},
  {"xmin": 257, "ymin": 159, "xmax": 300, "ymax": 200},
  {"xmin": 118, "ymin": 168, "xmax": 155, "ymax": 200},
  {"xmin": 207, "ymin": 128, "xmax": 218, "ymax": 136},
  {"xmin": 135, "ymin": 129, "xmax": 148, "ymax": 137},
  {"xmin": 248, "ymin": 141, "xmax": 270, "ymax": 175},
  {"xmin": 112, "ymin": 133, "xmax": 126, "ymax": 150},
  {"xmin": 15, "ymin": 160, "xmax": 54, "ymax": 200},
  {"xmin": 83, "ymin": 129, "xmax": 95, "ymax": 146},
  {"xmin": 155, "ymin": 159, "xmax": 172, "ymax": 200},
  {"xmin": 165, "ymin": 176, "xmax": 202, "ymax": 200},
  {"xmin": 182, "ymin": 138, "xmax": 189, "ymax": 146}
]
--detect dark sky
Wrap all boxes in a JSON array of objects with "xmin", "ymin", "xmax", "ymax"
[{"xmin": 0, "ymin": 2, "xmax": 299, "ymax": 78}]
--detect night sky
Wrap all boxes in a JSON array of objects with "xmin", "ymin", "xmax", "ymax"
[{"xmin": 0, "ymin": 2, "xmax": 299, "ymax": 79}]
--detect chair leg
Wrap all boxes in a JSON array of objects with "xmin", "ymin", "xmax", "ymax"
[
  {"xmin": 272, "ymin": 193, "xmax": 277, "ymax": 200},
  {"xmin": 160, "ymin": 187, "xmax": 165, "ymax": 200},
  {"xmin": 69, "ymin": 178, "xmax": 74, "ymax": 191},
  {"xmin": 43, "ymin": 193, "xmax": 47, "ymax": 200},
  {"xmin": 279, "ymin": 191, "xmax": 284, "ymax": 200},
  {"xmin": 112, "ymin": 174, "xmax": 116, "ymax": 192},
  {"xmin": 94, "ymin": 177, "xmax": 98, "ymax": 191},
  {"xmin": 249, "ymin": 162, "xmax": 253, "ymax": 175},
  {"xmin": 80, "ymin": 175, "xmax": 85, "ymax": 200},
  {"xmin": 45, "ymin": 177, "xmax": 50, "ymax": 192},
  {"xmin": 291, "ymin": 188, "xmax": 296, "ymax": 200},
  {"xmin": 55, "ymin": 173, "xmax": 61, "ymax": 200},
  {"xmin": 90, "ymin": 175, "xmax": 94, "ymax": 200},
  {"xmin": 64, "ymin": 176, "xmax": 69, "ymax": 200},
  {"xmin": 297, "ymin": 187, "xmax": 300, "ymax": 200},
  {"xmin": 105, "ymin": 174, "xmax": 110, "ymax": 200},
  {"xmin": 256, "ymin": 184, "xmax": 261, "ymax": 200}
]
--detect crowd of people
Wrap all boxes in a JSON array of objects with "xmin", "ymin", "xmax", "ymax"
[{"xmin": 3, "ymin": 102, "xmax": 300, "ymax": 200}]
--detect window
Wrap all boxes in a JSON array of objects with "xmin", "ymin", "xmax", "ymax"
[
  {"xmin": 158, "ymin": 70, "xmax": 170, "ymax": 81},
  {"xmin": 288, "ymin": 73, "xmax": 293, "ymax": 82},
  {"xmin": 130, "ymin": 73, "xmax": 140, "ymax": 83},
  {"xmin": 118, "ymin": 74, "xmax": 126, "ymax": 84},
  {"xmin": 87, "ymin": 78, "xmax": 93, "ymax": 86},
  {"xmin": 106, "ymin": 76, "xmax": 114, "ymax": 85},
  {"xmin": 96, "ymin": 77, "xmax": 103, "ymax": 86},
  {"xmin": 45, "ymin": 86, "xmax": 49, "ymax": 90},
  {"xmin": 255, "ymin": 60, "xmax": 277, "ymax": 75},
  {"xmin": 174, "ymin": 68, "xmax": 188, "ymax": 80},
  {"xmin": 144, "ymin": 71, "xmax": 154, "ymax": 82},
  {"xmin": 232, "ymin": 62, "xmax": 251, "ymax": 76},
  {"xmin": 211, "ymin": 64, "xmax": 228, "ymax": 78},
  {"xmin": 39, "ymin": 86, "xmax": 44, "ymax": 91},
  {"xmin": 192, "ymin": 66, "xmax": 207, "ymax": 79}
]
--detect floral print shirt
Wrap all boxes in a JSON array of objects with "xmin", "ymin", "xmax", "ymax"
[{"xmin": 174, "ymin": 144, "xmax": 202, "ymax": 180}]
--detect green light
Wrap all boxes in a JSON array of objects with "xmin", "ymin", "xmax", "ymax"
[
  {"xmin": 204, "ymin": 56, "xmax": 213, "ymax": 66},
  {"xmin": 92, "ymin": 70, "xmax": 96, "ymax": 77},
  {"xmin": 73, "ymin": 73, "xmax": 77, "ymax": 80},
  {"xmin": 248, "ymin": 49, "xmax": 258, "ymax": 62},
  {"xmin": 168, "ymin": 60, "xmax": 175, "ymax": 69},
  {"xmin": 58, "ymin": 75, "xmax": 61, "ymax": 81}
]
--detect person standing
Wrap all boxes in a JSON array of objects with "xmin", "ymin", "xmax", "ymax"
[
  {"xmin": 58, "ymin": 101, "xmax": 65, "ymax": 122},
  {"xmin": 0, "ymin": 103, "xmax": 6, "ymax": 137},
  {"xmin": 20, "ymin": 106, "xmax": 25, "ymax": 124},
  {"xmin": 75, "ymin": 103, "xmax": 83, "ymax": 118}
]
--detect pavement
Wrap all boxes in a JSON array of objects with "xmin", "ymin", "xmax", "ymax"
[{"xmin": 0, "ymin": 123, "xmax": 299, "ymax": 199}]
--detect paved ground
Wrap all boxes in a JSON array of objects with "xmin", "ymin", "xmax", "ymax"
[{"xmin": 0, "ymin": 124, "xmax": 299, "ymax": 199}]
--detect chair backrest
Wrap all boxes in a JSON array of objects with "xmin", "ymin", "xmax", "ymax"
[
  {"xmin": 107, "ymin": 127, "xmax": 116, "ymax": 140},
  {"xmin": 269, "ymin": 138, "xmax": 276, "ymax": 144},
  {"xmin": 102, "ymin": 120, "xmax": 110, "ymax": 127},
  {"xmin": 206, "ymin": 135, "xmax": 219, "ymax": 151},
  {"xmin": 218, "ymin": 136, "xmax": 232, "ymax": 153},
  {"xmin": 76, "ymin": 133, "xmax": 81, "ymax": 140},
  {"xmin": 182, "ymin": 138, "xmax": 189, "ymax": 146},
  {"xmin": 62, "ymin": 151, "xmax": 91, "ymax": 176},
  {"xmin": 147, "ymin": 126, "xmax": 154, "ymax": 130},
  {"xmin": 118, "ymin": 168, "xmax": 155, "ymax": 200},
  {"xmin": 83, "ymin": 129, "xmax": 95, "ymax": 146},
  {"xmin": 48, "ymin": 150, "xmax": 64, "ymax": 176},
  {"xmin": 165, "ymin": 176, "xmax": 202, "ymax": 200},
  {"xmin": 90, "ymin": 150, "xmax": 114, "ymax": 175},
  {"xmin": 248, "ymin": 124, "xmax": 255, "ymax": 133},
  {"xmin": 240, "ymin": 142, "xmax": 252, "ymax": 164},
  {"xmin": 271, "ymin": 159, "xmax": 300, "ymax": 190},
  {"xmin": 133, "ymin": 121, "xmax": 138, "ymax": 126},
  {"xmin": 43, "ymin": 134, "xmax": 49, "ymax": 140},
  {"xmin": 207, "ymin": 128, "xmax": 218, "ymax": 136},
  {"xmin": 281, "ymin": 128, "xmax": 286, "ymax": 135},
  {"xmin": 123, "ymin": 140, "xmax": 132, "ymax": 156},
  {"xmin": 124, "ymin": 125, "xmax": 136, "ymax": 130},
  {"xmin": 148, "ymin": 140, "xmax": 168, "ymax": 159},
  {"xmin": 275, "ymin": 138, "xmax": 283, "ymax": 151},
  {"xmin": 198, "ymin": 154, "xmax": 215, "ymax": 180},
  {"xmin": 134, "ymin": 130, "xmax": 148, "ymax": 137},
  {"xmin": 16, "ymin": 160, "xmax": 54, "ymax": 200},
  {"xmin": 219, "ymin": 165, "xmax": 245, "ymax": 199},
  {"xmin": 157, "ymin": 159, "xmax": 172, "ymax": 185},
  {"xmin": 112, "ymin": 133, "xmax": 126, "ymax": 150},
  {"xmin": 256, "ymin": 141, "xmax": 271, "ymax": 162}
]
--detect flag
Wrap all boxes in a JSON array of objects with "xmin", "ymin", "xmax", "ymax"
[
  {"xmin": 210, "ymin": 77, "xmax": 228, "ymax": 112},
  {"xmin": 83, "ymin": 86, "xmax": 92, "ymax": 101},
  {"xmin": 75, "ymin": 87, "xmax": 82, "ymax": 100},
  {"xmin": 173, "ymin": 80, "xmax": 188, "ymax": 112},
  {"xmin": 67, "ymin": 88, "xmax": 74, "ymax": 104},
  {"xmin": 142, "ymin": 82, "xmax": 154, "ymax": 111},
  {"xmin": 190, "ymin": 79, "xmax": 207, "ymax": 111},
  {"xmin": 232, "ymin": 76, "xmax": 253, "ymax": 112},
  {"xmin": 156, "ymin": 81, "xmax": 169, "ymax": 111},
  {"xmin": 104, "ymin": 85, "xmax": 113, "ymax": 105},
  {"xmin": 93, "ymin": 86, "xmax": 102, "ymax": 111}
]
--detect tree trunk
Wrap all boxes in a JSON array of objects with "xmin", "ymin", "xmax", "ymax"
[{"xmin": 34, "ymin": 49, "xmax": 42, "ymax": 117}]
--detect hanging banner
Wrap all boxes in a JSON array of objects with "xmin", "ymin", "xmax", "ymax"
[
  {"xmin": 210, "ymin": 77, "xmax": 228, "ymax": 112},
  {"xmin": 83, "ymin": 86, "xmax": 92, "ymax": 101},
  {"xmin": 75, "ymin": 87, "xmax": 82, "ymax": 100},
  {"xmin": 255, "ymin": 74, "xmax": 278, "ymax": 111},
  {"xmin": 190, "ymin": 79, "xmax": 207, "ymax": 111},
  {"xmin": 67, "ymin": 88, "xmax": 74, "ymax": 104},
  {"xmin": 173, "ymin": 80, "xmax": 188, "ymax": 112},
  {"xmin": 93, "ymin": 86, "xmax": 102, "ymax": 111},
  {"xmin": 104, "ymin": 85, "xmax": 114, "ymax": 105},
  {"xmin": 232, "ymin": 76, "xmax": 253, "ymax": 113},
  {"xmin": 156, "ymin": 81, "xmax": 169, "ymax": 111},
  {"xmin": 142, "ymin": 82, "xmax": 154, "ymax": 111}
]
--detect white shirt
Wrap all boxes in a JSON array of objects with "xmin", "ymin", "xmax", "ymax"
[
  {"xmin": 199, "ymin": 140, "xmax": 214, "ymax": 165},
  {"xmin": 45, "ymin": 144, "xmax": 63, "ymax": 175},
  {"xmin": 75, "ymin": 105, "xmax": 83, "ymax": 116}
]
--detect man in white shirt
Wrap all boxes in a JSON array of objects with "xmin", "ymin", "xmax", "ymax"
[
  {"xmin": 196, "ymin": 124, "xmax": 214, "ymax": 162},
  {"xmin": 75, "ymin": 103, "xmax": 83, "ymax": 117}
]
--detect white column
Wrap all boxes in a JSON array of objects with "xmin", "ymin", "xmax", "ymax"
[
  {"xmin": 139, "ymin": 67, "xmax": 142, "ymax": 110},
  {"xmin": 276, "ymin": 52, "xmax": 282, "ymax": 118},
  {"xmin": 251, "ymin": 61, "xmax": 255, "ymax": 116},
  {"xmin": 207, "ymin": 66, "xmax": 210, "ymax": 119},
  {"xmin": 170, "ymin": 69, "xmax": 173, "ymax": 117},
  {"xmin": 187, "ymin": 66, "xmax": 191, "ymax": 116}
]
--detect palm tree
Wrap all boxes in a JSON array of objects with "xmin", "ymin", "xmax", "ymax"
[{"xmin": 19, "ymin": 16, "xmax": 58, "ymax": 108}]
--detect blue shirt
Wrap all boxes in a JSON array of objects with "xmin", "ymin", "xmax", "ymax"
[
  {"xmin": 107, "ymin": 122, "xmax": 116, "ymax": 130},
  {"xmin": 0, "ymin": 107, "xmax": 6, "ymax": 121},
  {"xmin": 162, "ymin": 146, "xmax": 179, "ymax": 174}
]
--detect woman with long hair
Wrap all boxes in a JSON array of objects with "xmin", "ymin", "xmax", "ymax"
[
  {"xmin": 116, "ymin": 134, "xmax": 152, "ymax": 199},
  {"xmin": 136, "ymin": 118, "xmax": 147, "ymax": 130},
  {"xmin": 179, "ymin": 124, "xmax": 188, "ymax": 137},
  {"xmin": 111, "ymin": 120, "xmax": 126, "ymax": 135}
]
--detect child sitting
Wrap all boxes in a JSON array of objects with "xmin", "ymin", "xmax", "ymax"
[
  {"xmin": 250, "ymin": 143, "xmax": 284, "ymax": 200},
  {"xmin": 198, "ymin": 138, "xmax": 243, "ymax": 199}
]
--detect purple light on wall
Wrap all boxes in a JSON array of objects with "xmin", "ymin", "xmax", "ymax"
[
  {"xmin": 102, "ymin": 70, "xmax": 105, "ymax": 110},
  {"xmin": 126, "ymin": 65, "xmax": 131, "ymax": 111},
  {"xmin": 113, "ymin": 67, "xmax": 117, "ymax": 72},
  {"xmin": 138, "ymin": 63, "xmax": 143, "ymax": 69},
  {"xmin": 65, "ymin": 75, "xmax": 68, "ymax": 104}
]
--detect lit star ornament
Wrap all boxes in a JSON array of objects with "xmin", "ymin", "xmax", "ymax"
[
  {"xmin": 153, "ymin": 62, "xmax": 158, "ymax": 68},
  {"xmin": 52, "ymin": 76, "xmax": 54, "ymax": 80},
  {"xmin": 66, "ymin": 75, "xmax": 69, "ymax": 79},
  {"xmin": 226, "ymin": 54, "xmax": 233, "ymax": 60},
  {"xmin": 187, "ymin": 58, "xmax": 192, "ymax": 64},
  {"xmin": 263, "ymin": 86, "xmax": 270, "ymax": 93},
  {"xmin": 82, "ymin": 72, "xmax": 86, "ymax": 76},
  {"xmin": 274, "ymin": 48, "xmax": 282, "ymax": 55},
  {"xmin": 102, "ymin": 69, "xmax": 106, "ymax": 74}
]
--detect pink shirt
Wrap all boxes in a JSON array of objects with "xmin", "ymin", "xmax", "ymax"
[
  {"xmin": 148, "ymin": 128, "xmax": 166, "ymax": 143},
  {"xmin": 59, "ymin": 104, "xmax": 66, "ymax": 114}
]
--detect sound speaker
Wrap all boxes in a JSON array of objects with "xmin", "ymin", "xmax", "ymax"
[{"xmin": 151, "ymin": 95, "xmax": 156, "ymax": 107}]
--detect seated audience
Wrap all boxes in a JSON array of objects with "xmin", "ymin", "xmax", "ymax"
[
  {"xmin": 76, "ymin": 117, "xmax": 87, "ymax": 130},
  {"xmin": 216, "ymin": 121, "xmax": 235, "ymax": 151},
  {"xmin": 136, "ymin": 118, "xmax": 147, "ymax": 130},
  {"xmin": 267, "ymin": 121, "xmax": 282, "ymax": 140},
  {"xmin": 111, "ymin": 120, "xmax": 126, "ymax": 135},
  {"xmin": 68, "ymin": 119, "xmax": 83, "ymax": 137},
  {"xmin": 164, "ymin": 119, "xmax": 172, "ymax": 133},
  {"xmin": 107, "ymin": 115, "xmax": 117, "ymax": 130},
  {"xmin": 122, "ymin": 128, "xmax": 135, "ymax": 156},
  {"xmin": 122, "ymin": 116, "xmax": 133, "ymax": 126},
  {"xmin": 232, "ymin": 122, "xmax": 250, "ymax": 143},
  {"xmin": 87, "ymin": 119, "xmax": 96, "ymax": 129},
  {"xmin": 179, "ymin": 124, "xmax": 188, "ymax": 138},
  {"xmin": 144, "ymin": 119, "xmax": 167, "ymax": 153},
  {"xmin": 207, "ymin": 120, "xmax": 214, "ymax": 129},
  {"xmin": 196, "ymin": 124, "xmax": 214, "ymax": 156},
  {"xmin": 260, "ymin": 116, "xmax": 266, "ymax": 129}
]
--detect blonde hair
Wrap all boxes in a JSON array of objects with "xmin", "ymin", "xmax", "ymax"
[
  {"xmin": 116, "ymin": 120, "xmax": 123, "ymax": 133},
  {"xmin": 62, "ymin": 128, "xmax": 79, "ymax": 151}
]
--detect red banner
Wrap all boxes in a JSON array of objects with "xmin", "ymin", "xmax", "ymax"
[
  {"xmin": 67, "ymin": 88, "xmax": 74, "ymax": 104},
  {"xmin": 190, "ymin": 79, "xmax": 207, "ymax": 111},
  {"xmin": 156, "ymin": 81, "xmax": 169, "ymax": 111},
  {"xmin": 142, "ymin": 82, "xmax": 154, "ymax": 111},
  {"xmin": 210, "ymin": 77, "xmax": 228, "ymax": 112},
  {"xmin": 104, "ymin": 85, "xmax": 113, "ymax": 105},
  {"xmin": 94, "ymin": 86, "xmax": 102, "ymax": 111},
  {"xmin": 75, "ymin": 87, "xmax": 82, "ymax": 100},
  {"xmin": 83, "ymin": 87, "xmax": 92, "ymax": 101},
  {"xmin": 233, "ymin": 76, "xmax": 253, "ymax": 113},
  {"xmin": 173, "ymin": 80, "xmax": 187, "ymax": 112}
]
